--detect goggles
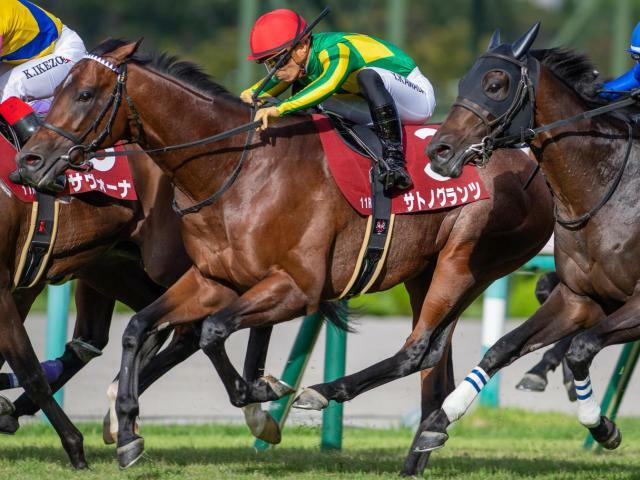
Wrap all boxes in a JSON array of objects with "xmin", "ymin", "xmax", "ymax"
[
  {"xmin": 632, "ymin": 53, "xmax": 640, "ymax": 62},
  {"xmin": 261, "ymin": 49, "xmax": 292, "ymax": 72}
]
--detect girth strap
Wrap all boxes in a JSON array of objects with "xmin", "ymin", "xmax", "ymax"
[{"xmin": 13, "ymin": 192, "xmax": 60, "ymax": 290}]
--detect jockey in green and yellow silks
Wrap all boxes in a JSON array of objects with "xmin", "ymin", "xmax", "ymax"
[{"xmin": 240, "ymin": 9, "xmax": 436, "ymax": 193}]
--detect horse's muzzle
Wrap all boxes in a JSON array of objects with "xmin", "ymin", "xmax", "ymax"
[{"xmin": 427, "ymin": 141, "xmax": 465, "ymax": 178}]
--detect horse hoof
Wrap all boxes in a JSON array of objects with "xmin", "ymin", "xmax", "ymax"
[
  {"xmin": 243, "ymin": 404, "xmax": 282, "ymax": 445},
  {"xmin": 0, "ymin": 395, "xmax": 15, "ymax": 416},
  {"xmin": 413, "ymin": 431, "xmax": 449, "ymax": 452},
  {"xmin": 292, "ymin": 388, "xmax": 329, "ymax": 410},
  {"xmin": 0, "ymin": 415, "xmax": 19, "ymax": 435},
  {"xmin": 262, "ymin": 375, "xmax": 295, "ymax": 398},
  {"xmin": 102, "ymin": 412, "xmax": 115, "ymax": 445},
  {"xmin": 516, "ymin": 373, "xmax": 547, "ymax": 392},
  {"xmin": 589, "ymin": 416, "xmax": 622, "ymax": 450},
  {"xmin": 117, "ymin": 437, "xmax": 145, "ymax": 469}
]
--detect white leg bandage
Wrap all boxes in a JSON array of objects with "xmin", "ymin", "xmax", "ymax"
[
  {"xmin": 575, "ymin": 376, "xmax": 601, "ymax": 427},
  {"xmin": 442, "ymin": 367, "xmax": 490, "ymax": 423}
]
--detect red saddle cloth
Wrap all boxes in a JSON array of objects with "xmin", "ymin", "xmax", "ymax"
[
  {"xmin": 0, "ymin": 135, "xmax": 137, "ymax": 203},
  {"xmin": 312, "ymin": 114, "xmax": 488, "ymax": 215}
]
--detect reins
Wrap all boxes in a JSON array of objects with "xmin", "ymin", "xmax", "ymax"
[
  {"xmin": 38, "ymin": 54, "xmax": 263, "ymax": 216},
  {"xmin": 554, "ymin": 121, "xmax": 634, "ymax": 229}
]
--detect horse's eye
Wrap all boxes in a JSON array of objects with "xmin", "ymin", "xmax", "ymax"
[
  {"xmin": 487, "ymin": 83, "xmax": 501, "ymax": 93},
  {"xmin": 78, "ymin": 91, "xmax": 93, "ymax": 102}
]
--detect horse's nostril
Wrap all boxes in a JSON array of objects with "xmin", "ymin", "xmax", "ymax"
[
  {"xmin": 437, "ymin": 146, "xmax": 451, "ymax": 158},
  {"xmin": 18, "ymin": 152, "xmax": 44, "ymax": 170}
]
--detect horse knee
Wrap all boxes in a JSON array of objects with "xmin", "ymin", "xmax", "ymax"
[
  {"xmin": 199, "ymin": 315, "xmax": 230, "ymax": 352},
  {"xmin": 565, "ymin": 333, "xmax": 601, "ymax": 373}
]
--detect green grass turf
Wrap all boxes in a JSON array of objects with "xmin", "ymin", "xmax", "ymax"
[{"xmin": 0, "ymin": 408, "xmax": 638, "ymax": 479}]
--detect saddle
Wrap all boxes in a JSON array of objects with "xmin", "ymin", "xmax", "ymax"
[{"xmin": 318, "ymin": 98, "xmax": 396, "ymax": 299}]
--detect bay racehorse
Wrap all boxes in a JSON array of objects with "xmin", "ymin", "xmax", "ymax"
[
  {"xmin": 15, "ymin": 39, "xmax": 554, "ymax": 473},
  {"xmin": 419, "ymin": 24, "xmax": 640, "ymax": 455},
  {"xmin": 0, "ymin": 140, "xmax": 280, "ymax": 467}
]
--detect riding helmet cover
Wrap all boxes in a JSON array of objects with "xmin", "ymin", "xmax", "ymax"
[{"xmin": 247, "ymin": 9, "xmax": 307, "ymax": 61}]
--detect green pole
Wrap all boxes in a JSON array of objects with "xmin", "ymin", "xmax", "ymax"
[
  {"xmin": 479, "ymin": 277, "xmax": 509, "ymax": 408},
  {"xmin": 584, "ymin": 341, "xmax": 640, "ymax": 450},
  {"xmin": 45, "ymin": 283, "xmax": 71, "ymax": 406},
  {"xmin": 321, "ymin": 310, "xmax": 348, "ymax": 451},
  {"xmin": 254, "ymin": 312, "xmax": 324, "ymax": 451},
  {"xmin": 237, "ymin": 0, "xmax": 258, "ymax": 90},
  {"xmin": 387, "ymin": 0, "xmax": 407, "ymax": 48}
]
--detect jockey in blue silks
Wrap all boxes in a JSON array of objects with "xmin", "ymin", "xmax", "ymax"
[{"xmin": 599, "ymin": 21, "xmax": 640, "ymax": 99}]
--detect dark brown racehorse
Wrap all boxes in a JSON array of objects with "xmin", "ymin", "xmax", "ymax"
[
  {"xmin": 416, "ymin": 24, "xmax": 639, "ymax": 455},
  {"xmin": 15, "ymin": 39, "xmax": 554, "ymax": 474}
]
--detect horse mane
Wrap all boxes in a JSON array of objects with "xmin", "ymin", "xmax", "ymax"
[
  {"xmin": 530, "ymin": 48, "xmax": 606, "ymax": 107},
  {"xmin": 91, "ymin": 38, "xmax": 243, "ymax": 105}
]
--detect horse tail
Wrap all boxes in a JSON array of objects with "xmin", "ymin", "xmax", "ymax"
[{"xmin": 318, "ymin": 301, "xmax": 356, "ymax": 333}]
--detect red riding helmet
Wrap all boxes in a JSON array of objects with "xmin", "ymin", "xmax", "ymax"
[{"xmin": 247, "ymin": 9, "xmax": 307, "ymax": 61}]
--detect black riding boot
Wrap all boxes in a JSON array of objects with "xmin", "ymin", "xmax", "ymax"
[
  {"xmin": 356, "ymin": 68, "xmax": 412, "ymax": 193},
  {"xmin": 371, "ymin": 103, "xmax": 413, "ymax": 193}
]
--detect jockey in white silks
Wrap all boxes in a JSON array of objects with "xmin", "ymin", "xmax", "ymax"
[{"xmin": 0, "ymin": 0, "xmax": 87, "ymax": 114}]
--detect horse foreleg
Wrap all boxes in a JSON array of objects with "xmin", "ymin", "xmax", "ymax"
[
  {"xmin": 103, "ymin": 324, "xmax": 199, "ymax": 444},
  {"xmin": 400, "ymin": 341, "xmax": 454, "ymax": 477},
  {"xmin": 415, "ymin": 283, "xmax": 603, "ymax": 453},
  {"xmin": 563, "ymin": 296, "xmax": 640, "ymax": 450},
  {"xmin": 115, "ymin": 266, "xmax": 237, "ymax": 469},
  {"xmin": 0, "ymin": 287, "xmax": 87, "ymax": 468},
  {"xmin": 198, "ymin": 270, "xmax": 309, "ymax": 409}
]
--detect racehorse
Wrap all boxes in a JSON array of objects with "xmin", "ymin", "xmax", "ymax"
[
  {"xmin": 0, "ymin": 139, "xmax": 281, "ymax": 467},
  {"xmin": 418, "ymin": 24, "xmax": 640, "ymax": 454},
  {"xmin": 14, "ymin": 39, "xmax": 554, "ymax": 474}
]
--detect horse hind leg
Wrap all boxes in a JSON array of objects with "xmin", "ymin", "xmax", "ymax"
[
  {"xmin": 516, "ymin": 334, "xmax": 573, "ymax": 393},
  {"xmin": 292, "ymin": 257, "xmax": 479, "ymax": 411},
  {"xmin": 516, "ymin": 271, "xmax": 567, "ymax": 393}
]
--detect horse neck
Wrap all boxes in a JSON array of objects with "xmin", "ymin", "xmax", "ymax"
[
  {"xmin": 127, "ymin": 64, "xmax": 252, "ymax": 204},
  {"xmin": 531, "ymin": 67, "xmax": 629, "ymax": 216}
]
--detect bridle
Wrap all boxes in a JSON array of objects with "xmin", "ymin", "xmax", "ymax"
[
  {"xmin": 39, "ymin": 54, "xmax": 144, "ymax": 172},
  {"xmin": 33, "ymin": 54, "xmax": 262, "ymax": 216},
  {"xmin": 453, "ymin": 52, "xmax": 538, "ymax": 168},
  {"xmin": 454, "ymin": 49, "xmax": 639, "ymax": 229}
]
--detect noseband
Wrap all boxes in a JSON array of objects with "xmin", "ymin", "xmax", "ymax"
[{"xmin": 39, "ymin": 54, "xmax": 144, "ymax": 171}]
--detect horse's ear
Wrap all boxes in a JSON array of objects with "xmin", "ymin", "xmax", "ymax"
[
  {"xmin": 487, "ymin": 29, "xmax": 501, "ymax": 51},
  {"xmin": 107, "ymin": 38, "xmax": 144, "ymax": 65},
  {"xmin": 511, "ymin": 22, "xmax": 540, "ymax": 59}
]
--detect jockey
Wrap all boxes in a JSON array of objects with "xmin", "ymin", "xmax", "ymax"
[
  {"xmin": 599, "ymin": 21, "xmax": 640, "ymax": 100},
  {"xmin": 240, "ymin": 9, "xmax": 436, "ymax": 193},
  {"xmin": 0, "ymin": 0, "xmax": 87, "ymax": 110}
]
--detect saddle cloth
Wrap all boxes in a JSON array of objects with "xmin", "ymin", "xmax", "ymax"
[
  {"xmin": 0, "ymin": 136, "xmax": 137, "ymax": 202},
  {"xmin": 311, "ymin": 114, "xmax": 488, "ymax": 215}
]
